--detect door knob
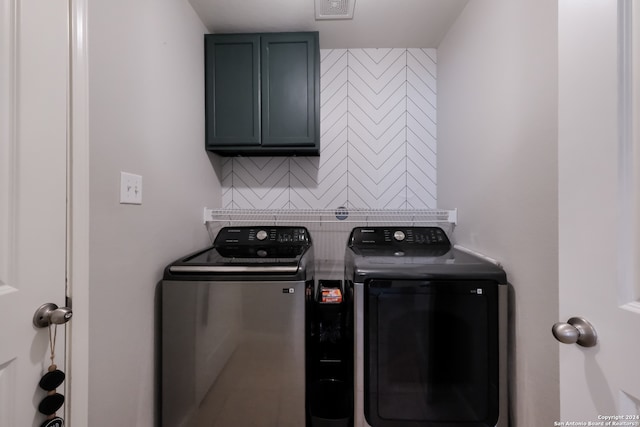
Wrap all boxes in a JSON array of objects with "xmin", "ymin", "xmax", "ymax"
[
  {"xmin": 552, "ymin": 317, "xmax": 597, "ymax": 347},
  {"xmin": 33, "ymin": 303, "xmax": 73, "ymax": 328}
]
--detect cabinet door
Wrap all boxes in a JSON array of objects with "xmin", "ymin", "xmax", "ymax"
[
  {"xmin": 205, "ymin": 34, "xmax": 260, "ymax": 147},
  {"xmin": 261, "ymin": 33, "xmax": 319, "ymax": 150}
]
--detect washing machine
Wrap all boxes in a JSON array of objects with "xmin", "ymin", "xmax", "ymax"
[
  {"xmin": 344, "ymin": 227, "xmax": 508, "ymax": 427},
  {"xmin": 161, "ymin": 226, "xmax": 314, "ymax": 427}
]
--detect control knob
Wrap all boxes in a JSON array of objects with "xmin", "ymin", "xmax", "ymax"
[
  {"xmin": 256, "ymin": 230, "xmax": 268, "ymax": 241},
  {"xmin": 393, "ymin": 230, "xmax": 406, "ymax": 241}
]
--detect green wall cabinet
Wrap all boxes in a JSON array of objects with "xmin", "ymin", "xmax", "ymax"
[{"xmin": 205, "ymin": 32, "xmax": 320, "ymax": 156}]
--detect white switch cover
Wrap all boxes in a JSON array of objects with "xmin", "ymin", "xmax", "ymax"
[{"xmin": 120, "ymin": 172, "xmax": 142, "ymax": 205}]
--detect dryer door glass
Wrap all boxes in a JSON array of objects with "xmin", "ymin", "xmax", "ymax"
[{"xmin": 365, "ymin": 280, "xmax": 499, "ymax": 426}]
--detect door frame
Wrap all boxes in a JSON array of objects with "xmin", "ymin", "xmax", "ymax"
[{"xmin": 67, "ymin": 0, "xmax": 89, "ymax": 424}]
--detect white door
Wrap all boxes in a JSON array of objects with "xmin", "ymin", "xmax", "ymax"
[
  {"xmin": 558, "ymin": 0, "xmax": 640, "ymax": 423},
  {"xmin": 0, "ymin": 0, "xmax": 70, "ymax": 425}
]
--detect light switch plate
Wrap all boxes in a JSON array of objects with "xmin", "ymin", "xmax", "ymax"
[{"xmin": 120, "ymin": 172, "xmax": 142, "ymax": 205}]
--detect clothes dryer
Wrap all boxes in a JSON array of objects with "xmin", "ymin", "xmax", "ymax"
[{"xmin": 344, "ymin": 227, "xmax": 508, "ymax": 427}]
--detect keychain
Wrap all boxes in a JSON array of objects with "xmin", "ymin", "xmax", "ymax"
[{"xmin": 38, "ymin": 323, "xmax": 65, "ymax": 427}]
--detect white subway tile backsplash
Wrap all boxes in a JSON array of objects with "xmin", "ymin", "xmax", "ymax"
[{"xmin": 221, "ymin": 48, "xmax": 437, "ymax": 210}]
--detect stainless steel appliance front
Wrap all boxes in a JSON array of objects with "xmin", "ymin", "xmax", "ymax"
[{"xmin": 161, "ymin": 279, "xmax": 307, "ymax": 427}]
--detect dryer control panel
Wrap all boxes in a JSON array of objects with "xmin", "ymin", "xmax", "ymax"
[{"xmin": 349, "ymin": 227, "xmax": 450, "ymax": 247}]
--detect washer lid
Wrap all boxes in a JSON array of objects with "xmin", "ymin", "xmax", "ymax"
[
  {"xmin": 166, "ymin": 226, "xmax": 313, "ymax": 277},
  {"xmin": 169, "ymin": 246, "xmax": 306, "ymax": 274}
]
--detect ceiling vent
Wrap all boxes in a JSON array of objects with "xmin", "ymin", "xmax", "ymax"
[{"xmin": 315, "ymin": 0, "xmax": 355, "ymax": 20}]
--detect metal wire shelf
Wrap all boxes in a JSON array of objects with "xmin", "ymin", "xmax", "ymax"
[
  {"xmin": 203, "ymin": 208, "xmax": 457, "ymax": 244},
  {"xmin": 204, "ymin": 208, "xmax": 457, "ymax": 225}
]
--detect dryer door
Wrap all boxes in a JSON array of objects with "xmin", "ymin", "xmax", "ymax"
[{"xmin": 364, "ymin": 279, "xmax": 500, "ymax": 426}]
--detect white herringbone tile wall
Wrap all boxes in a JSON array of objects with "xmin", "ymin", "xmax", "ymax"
[{"xmin": 221, "ymin": 48, "xmax": 437, "ymax": 210}]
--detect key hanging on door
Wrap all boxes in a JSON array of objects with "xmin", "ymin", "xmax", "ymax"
[{"xmin": 37, "ymin": 323, "xmax": 65, "ymax": 427}]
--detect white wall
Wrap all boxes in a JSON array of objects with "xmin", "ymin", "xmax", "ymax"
[
  {"xmin": 437, "ymin": 0, "xmax": 558, "ymax": 425},
  {"xmin": 87, "ymin": 0, "xmax": 220, "ymax": 425}
]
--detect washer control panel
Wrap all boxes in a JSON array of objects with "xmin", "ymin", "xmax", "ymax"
[
  {"xmin": 215, "ymin": 227, "xmax": 310, "ymax": 245},
  {"xmin": 349, "ymin": 227, "xmax": 450, "ymax": 247}
]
